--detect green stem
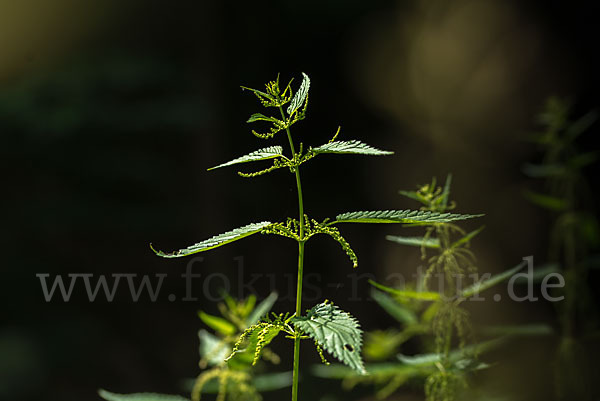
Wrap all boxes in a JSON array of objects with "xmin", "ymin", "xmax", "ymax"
[{"xmin": 280, "ymin": 106, "xmax": 305, "ymax": 401}]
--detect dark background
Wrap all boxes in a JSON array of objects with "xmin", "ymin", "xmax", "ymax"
[{"xmin": 1, "ymin": 1, "xmax": 599, "ymax": 400}]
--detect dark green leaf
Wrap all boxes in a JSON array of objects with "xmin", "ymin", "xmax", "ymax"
[{"xmin": 292, "ymin": 302, "xmax": 366, "ymax": 374}]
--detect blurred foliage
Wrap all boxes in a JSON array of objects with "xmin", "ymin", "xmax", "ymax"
[{"xmin": 523, "ymin": 97, "xmax": 600, "ymax": 401}]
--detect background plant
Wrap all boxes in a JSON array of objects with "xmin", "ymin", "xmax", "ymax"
[
  {"xmin": 523, "ymin": 97, "xmax": 599, "ymax": 401},
  {"xmin": 314, "ymin": 175, "xmax": 552, "ymax": 401}
]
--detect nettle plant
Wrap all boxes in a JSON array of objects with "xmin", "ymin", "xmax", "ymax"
[
  {"xmin": 101, "ymin": 73, "xmax": 481, "ymax": 401},
  {"xmin": 523, "ymin": 98, "xmax": 599, "ymax": 401},
  {"xmin": 315, "ymin": 176, "xmax": 546, "ymax": 401}
]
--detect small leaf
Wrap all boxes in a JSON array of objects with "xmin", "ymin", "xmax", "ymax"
[
  {"xmin": 287, "ymin": 72, "xmax": 310, "ymax": 115},
  {"xmin": 460, "ymin": 261, "xmax": 527, "ymax": 298},
  {"xmin": 151, "ymin": 222, "xmax": 272, "ymax": 258},
  {"xmin": 247, "ymin": 113, "xmax": 279, "ymax": 123},
  {"xmin": 440, "ymin": 173, "xmax": 452, "ymax": 209},
  {"xmin": 208, "ymin": 146, "xmax": 283, "ymax": 171},
  {"xmin": 369, "ymin": 280, "xmax": 440, "ymax": 301},
  {"xmin": 292, "ymin": 302, "xmax": 366, "ymax": 374},
  {"xmin": 512, "ymin": 263, "xmax": 560, "ymax": 284},
  {"xmin": 246, "ymin": 292, "xmax": 278, "ymax": 325},
  {"xmin": 565, "ymin": 110, "xmax": 598, "ymax": 142},
  {"xmin": 386, "ymin": 235, "xmax": 440, "ymax": 248},
  {"xmin": 251, "ymin": 371, "xmax": 293, "ymax": 392},
  {"xmin": 522, "ymin": 163, "xmax": 566, "ymax": 178},
  {"xmin": 98, "ymin": 390, "xmax": 189, "ymax": 401},
  {"xmin": 371, "ymin": 289, "xmax": 418, "ymax": 325},
  {"xmin": 479, "ymin": 324, "xmax": 553, "ymax": 337},
  {"xmin": 397, "ymin": 338, "xmax": 507, "ymax": 366},
  {"xmin": 523, "ymin": 190, "xmax": 568, "ymax": 211},
  {"xmin": 198, "ymin": 329, "xmax": 228, "ymax": 366},
  {"xmin": 450, "ymin": 226, "xmax": 485, "ymax": 248},
  {"xmin": 335, "ymin": 210, "xmax": 483, "ymax": 225},
  {"xmin": 226, "ymin": 323, "xmax": 282, "ymax": 367},
  {"xmin": 198, "ymin": 311, "xmax": 237, "ymax": 336},
  {"xmin": 312, "ymin": 140, "xmax": 393, "ymax": 156},
  {"xmin": 398, "ymin": 190, "xmax": 429, "ymax": 205}
]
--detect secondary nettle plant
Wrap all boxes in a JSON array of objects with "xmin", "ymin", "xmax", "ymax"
[
  {"xmin": 523, "ymin": 98, "xmax": 599, "ymax": 401},
  {"xmin": 102, "ymin": 73, "xmax": 481, "ymax": 401},
  {"xmin": 314, "ymin": 176, "xmax": 548, "ymax": 401}
]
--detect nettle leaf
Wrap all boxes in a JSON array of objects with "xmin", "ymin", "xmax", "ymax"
[
  {"xmin": 226, "ymin": 323, "xmax": 282, "ymax": 367},
  {"xmin": 335, "ymin": 210, "xmax": 483, "ymax": 224},
  {"xmin": 198, "ymin": 329, "xmax": 229, "ymax": 366},
  {"xmin": 208, "ymin": 146, "xmax": 283, "ymax": 171},
  {"xmin": 292, "ymin": 302, "xmax": 366, "ymax": 374},
  {"xmin": 369, "ymin": 280, "xmax": 440, "ymax": 301},
  {"xmin": 98, "ymin": 390, "xmax": 189, "ymax": 401},
  {"xmin": 198, "ymin": 311, "xmax": 237, "ymax": 336},
  {"xmin": 371, "ymin": 289, "xmax": 418, "ymax": 325},
  {"xmin": 312, "ymin": 140, "xmax": 393, "ymax": 156},
  {"xmin": 247, "ymin": 113, "xmax": 279, "ymax": 123},
  {"xmin": 246, "ymin": 292, "xmax": 278, "ymax": 326},
  {"xmin": 450, "ymin": 226, "xmax": 485, "ymax": 248},
  {"xmin": 287, "ymin": 72, "xmax": 310, "ymax": 115},
  {"xmin": 461, "ymin": 261, "xmax": 527, "ymax": 298},
  {"xmin": 386, "ymin": 235, "xmax": 440, "ymax": 248},
  {"xmin": 523, "ymin": 190, "xmax": 568, "ymax": 211},
  {"xmin": 152, "ymin": 222, "xmax": 271, "ymax": 258}
]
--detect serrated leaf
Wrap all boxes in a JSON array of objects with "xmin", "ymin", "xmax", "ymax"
[
  {"xmin": 247, "ymin": 113, "xmax": 279, "ymax": 123},
  {"xmin": 151, "ymin": 222, "xmax": 271, "ymax": 258},
  {"xmin": 451, "ymin": 226, "xmax": 484, "ymax": 248},
  {"xmin": 208, "ymin": 146, "xmax": 283, "ymax": 171},
  {"xmin": 98, "ymin": 390, "xmax": 189, "ymax": 401},
  {"xmin": 287, "ymin": 72, "xmax": 310, "ymax": 115},
  {"xmin": 198, "ymin": 311, "xmax": 237, "ymax": 336},
  {"xmin": 371, "ymin": 289, "xmax": 418, "ymax": 325},
  {"xmin": 292, "ymin": 302, "xmax": 366, "ymax": 374},
  {"xmin": 335, "ymin": 210, "xmax": 483, "ymax": 224},
  {"xmin": 386, "ymin": 235, "xmax": 440, "ymax": 248},
  {"xmin": 460, "ymin": 261, "xmax": 527, "ymax": 298},
  {"xmin": 312, "ymin": 140, "xmax": 393, "ymax": 156},
  {"xmin": 369, "ymin": 280, "xmax": 440, "ymax": 301},
  {"xmin": 198, "ymin": 329, "xmax": 228, "ymax": 366},
  {"xmin": 246, "ymin": 292, "xmax": 278, "ymax": 326}
]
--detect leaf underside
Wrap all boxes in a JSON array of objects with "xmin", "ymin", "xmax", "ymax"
[
  {"xmin": 312, "ymin": 140, "xmax": 393, "ymax": 156},
  {"xmin": 152, "ymin": 222, "xmax": 272, "ymax": 258},
  {"xmin": 287, "ymin": 72, "xmax": 310, "ymax": 115},
  {"xmin": 335, "ymin": 210, "xmax": 483, "ymax": 224},
  {"xmin": 208, "ymin": 146, "xmax": 283, "ymax": 170},
  {"xmin": 292, "ymin": 302, "xmax": 366, "ymax": 374}
]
